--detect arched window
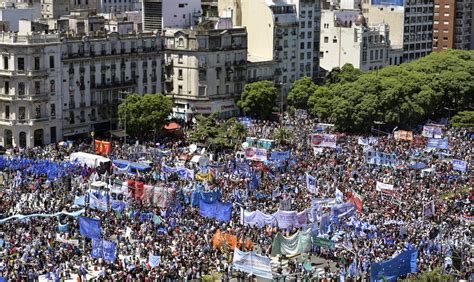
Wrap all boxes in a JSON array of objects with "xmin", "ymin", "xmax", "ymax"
[
  {"xmin": 19, "ymin": 132, "xmax": 27, "ymax": 148},
  {"xmin": 4, "ymin": 129, "xmax": 12, "ymax": 147}
]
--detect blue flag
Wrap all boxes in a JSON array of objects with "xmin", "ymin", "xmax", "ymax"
[
  {"xmin": 149, "ymin": 254, "xmax": 161, "ymax": 268},
  {"xmin": 199, "ymin": 200, "xmax": 233, "ymax": 222},
  {"xmin": 74, "ymin": 196, "xmax": 85, "ymax": 206},
  {"xmin": 58, "ymin": 223, "xmax": 69, "ymax": 233},
  {"xmin": 91, "ymin": 239, "xmax": 103, "ymax": 259},
  {"xmin": 250, "ymin": 172, "xmax": 259, "ymax": 190},
  {"xmin": 103, "ymin": 240, "xmax": 116, "ymax": 263},
  {"xmin": 79, "ymin": 216, "xmax": 101, "ymax": 239},
  {"xmin": 370, "ymin": 250, "xmax": 418, "ymax": 281}
]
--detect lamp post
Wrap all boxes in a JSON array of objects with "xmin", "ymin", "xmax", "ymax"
[
  {"xmin": 119, "ymin": 91, "xmax": 131, "ymax": 144},
  {"xmin": 444, "ymin": 107, "xmax": 455, "ymax": 129},
  {"xmin": 374, "ymin": 120, "xmax": 384, "ymax": 138}
]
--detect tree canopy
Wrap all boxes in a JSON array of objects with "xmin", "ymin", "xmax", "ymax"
[
  {"xmin": 118, "ymin": 93, "xmax": 173, "ymax": 138},
  {"xmin": 237, "ymin": 80, "xmax": 278, "ymax": 120},
  {"xmin": 188, "ymin": 115, "xmax": 247, "ymax": 151},
  {"xmin": 287, "ymin": 76, "xmax": 318, "ymax": 109},
  {"xmin": 308, "ymin": 50, "xmax": 474, "ymax": 132},
  {"xmin": 451, "ymin": 111, "xmax": 474, "ymax": 128}
]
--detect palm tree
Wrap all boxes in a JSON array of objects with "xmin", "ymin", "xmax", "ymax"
[
  {"xmin": 401, "ymin": 268, "xmax": 456, "ymax": 282},
  {"xmin": 273, "ymin": 127, "xmax": 293, "ymax": 147}
]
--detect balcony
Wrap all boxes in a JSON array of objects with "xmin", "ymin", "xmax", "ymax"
[
  {"xmin": 0, "ymin": 92, "xmax": 50, "ymax": 101},
  {"xmin": 92, "ymin": 80, "xmax": 136, "ymax": 90},
  {"xmin": 0, "ymin": 68, "xmax": 48, "ymax": 77}
]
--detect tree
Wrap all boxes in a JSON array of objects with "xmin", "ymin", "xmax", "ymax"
[
  {"xmin": 188, "ymin": 115, "xmax": 248, "ymax": 151},
  {"xmin": 273, "ymin": 127, "xmax": 293, "ymax": 147},
  {"xmin": 451, "ymin": 111, "xmax": 474, "ymax": 128},
  {"xmin": 401, "ymin": 268, "xmax": 455, "ymax": 282},
  {"xmin": 237, "ymin": 80, "xmax": 277, "ymax": 120},
  {"xmin": 118, "ymin": 93, "xmax": 173, "ymax": 138},
  {"xmin": 307, "ymin": 50, "xmax": 474, "ymax": 133},
  {"xmin": 287, "ymin": 76, "xmax": 317, "ymax": 109}
]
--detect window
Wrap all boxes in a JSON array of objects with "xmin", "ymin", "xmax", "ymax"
[
  {"xmin": 3, "ymin": 57, "xmax": 8, "ymax": 70},
  {"xmin": 307, "ymin": 42, "xmax": 311, "ymax": 49},
  {"xmin": 18, "ymin": 107, "xmax": 26, "ymax": 120},
  {"xmin": 49, "ymin": 56, "xmax": 55, "ymax": 69},
  {"xmin": 198, "ymin": 86, "xmax": 205, "ymax": 96},
  {"xmin": 225, "ymin": 85, "xmax": 229, "ymax": 94},
  {"xmin": 4, "ymin": 81, "xmax": 9, "ymax": 94},
  {"xmin": 50, "ymin": 80, "xmax": 55, "ymax": 94},
  {"xmin": 300, "ymin": 42, "xmax": 305, "ymax": 49},
  {"xmin": 375, "ymin": 50, "xmax": 379, "ymax": 60},
  {"xmin": 50, "ymin": 127, "xmax": 56, "ymax": 143},
  {"xmin": 35, "ymin": 105, "xmax": 41, "ymax": 119},
  {"xmin": 17, "ymin": 58, "xmax": 25, "ymax": 71},
  {"xmin": 333, "ymin": 38, "xmax": 337, "ymax": 43},
  {"xmin": 178, "ymin": 54, "xmax": 183, "ymax": 64},
  {"xmin": 178, "ymin": 69, "xmax": 183, "ymax": 80},
  {"xmin": 69, "ymin": 111, "xmax": 74, "ymax": 124},
  {"xmin": 5, "ymin": 105, "xmax": 9, "ymax": 119},
  {"xmin": 50, "ymin": 103, "xmax": 55, "ymax": 117},
  {"xmin": 18, "ymin": 82, "xmax": 25, "ymax": 96},
  {"xmin": 34, "ymin": 57, "xmax": 40, "ymax": 70},
  {"xmin": 178, "ymin": 85, "xmax": 183, "ymax": 94},
  {"xmin": 34, "ymin": 81, "xmax": 41, "ymax": 94},
  {"xmin": 370, "ymin": 50, "xmax": 374, "ymax": 61},
  {"xmin": 324, "ymin": 37, "xmax": 328, "ymax": 43},
  {"xmin": 300, "ymin": 21, "xmax": 305, "ymax": 28}
]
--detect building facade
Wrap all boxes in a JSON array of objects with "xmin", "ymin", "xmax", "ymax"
[
  {"xmin": 163, "ymin": 26, "xmax": 247, "ymax": 121},
  {"xmin": 60, "ymin": 32, "xmax": 162, "ymax": 138},
  {"xmin": 41, "ymin": 0, "xmax": 100, "ymax": 20},
  {"xmin": 218, "ymin": 0, "xmax": 322, "ymax": 105},
  {"xmin": 0, "ymin": 33, "xmax": 62, "ymax": 147},
  {"xmin": 320, "ymin": 10, "xmax": 393, "ymax": 71},
  {"xmin": 433, "ymin": 0, "xmax": 473, "ymax": 51},
  {"xmin": 362, "ymin": 0, "xmax": 435, "ymax": 63},
  {"xmin": 0, "ymin": 2, "xmax": 40, "ymax": 32},
  {"xmin": 143, "ymin": 0, "xmax": 202, "ymax": 32}
]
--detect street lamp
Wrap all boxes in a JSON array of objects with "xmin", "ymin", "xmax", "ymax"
[
  {"xmin": 444, "ymin": 107, "xmax": 455, "ymax": 129},
  {"xmin": 374, "ymin": 120, "xmax": 384, "ymax": 138},
  {"xmin": 119, "ymin": 91, "xmax": 131, "ymax": 144},
  {"xmin": 277, "ymin": 82, "xmax": 287, "ymax": 123}
]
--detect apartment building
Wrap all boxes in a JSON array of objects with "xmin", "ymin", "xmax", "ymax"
[
  {"xmin": 320, "ymin": 10, "xmax": 396, "ymax": 71},
  {"xmin": 0, "ymin": 33, "xmax": 62, "ymax": 147},
  {"xmin": 142, "ymin": 0, "xmax": 202, "ymax": 32},
  {"xmin": 362, "ymin": 0, "xmax": 435, "ymax": 62},
  {"xmin": 163, "ymin": 23, "xmax": 247, "ymax": 121},
  {"xmin": 433, "ymin": 0, "xmax": 473, "ymax": 51},
  {"xmin": 60, "ymin": 32, "xmax": 162, "ymax": 138},
  {"xmin": 218, "ymin": 0, "xmax": 321, "ymax": 106},
  {"xmin": 41, "ymin": 0, "xmax": 100, "ymax": 20}
]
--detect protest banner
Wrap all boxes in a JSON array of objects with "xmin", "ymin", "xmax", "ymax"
[
  {"xmin": 306, "ymin": 173, "xmax": 317, "ymax": 194},
  {"xmin": 271, "ymin": 150, "xmax": 290, "ymax": 161},
  {"xmin": 148, "ymin": 254, "xmax": 161, "ymax": 268},
  {"xmin": 422, "ymin": 125, "xmax": 443, "ymax": 138},
  {"xmin": 364, "ymin": 150, "xmax": 398, "ymax": 167},
  {"xmin": 78, "ymin": 216, "xmax": 101, "ymax": 239},
  {"xmin": 426, "ymin": 138, "xmax": 448, "ymax": 149},
  {"xmin": 394, "ymin": 130, "xmax": 413, "ymax": 141},
  {"xmin": 452, "ymin": 159, "xmax": 467, "ymax": 172},
  {"xmin": 232, "ymin": 248, "xmax": 273, "ymax": 280},
  {"xmin": 271, "ymin": 229, "xmax": 312, "ymax": 256},
  {"xmin": 376, "ymin": 181, "xmax": 394, "ymax": 191},
  {"xmin": 199, "ymin": 200, "xmax": 232, "ymax": 222},
  {"xmin": 95, "ymin": 140, "xmax": 111, "ymax": 156},
  {"xmin": 245, "ymin": 147, "xmax": 268, "ymax": 161},
  {"xmin": 310, "ymin": 134, "xmax": 337, "ymax": 148},
  {"xmin": 313, "ymin": 237, "xmax": 335, "ymax": 250}
]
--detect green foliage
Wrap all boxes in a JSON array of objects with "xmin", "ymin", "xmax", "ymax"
[
  {"xmin": 401, "ymin": 268, "xmax": 455, "ymax": 282},
  {"xmin": 309, "ymin": 50, "xmax": 474, "ymax": 132},
  {"xmin": 118, "ymin": 93, "xmax": 173, "ymax": 137},
  {"xmin": 188, "ymin": 116, "xmax": 247, "ymax": 151},
  {"xmin": 273, "ymin": 127, "xmax": 293, "ymax": 147},
  {"xmin": 451, "ymin": 111, "xmax": 474, "ymax": 128},
  {"xmin": 237, "ymin": 80, "xmax": 278, "ymax": 120},
  {"xmin": 287, "ymin": 76, "xmax": 318, "ymax": 109}
]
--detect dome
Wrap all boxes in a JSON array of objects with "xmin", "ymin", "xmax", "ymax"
[{"xmin": 355, "ymin": 13, "xmax": 367, "ymax": 27}]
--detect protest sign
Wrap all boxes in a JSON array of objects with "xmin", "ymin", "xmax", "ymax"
[
  {"xmin": 310, "ymin": 134, "xmax": 337, "ymax": 148},
  {"xmin": 232, "ymin": 248, "xmax": 272, "ymax": 280}
]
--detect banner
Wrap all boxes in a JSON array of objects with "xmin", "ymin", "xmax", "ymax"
[
  {"xmin": 364, "ymin": 150, "xmax": 397, "ymax": 167},
  {"xmin": 199, "ymin": 200, "xmax": 233, "ymax": 222},
  {"xmin": 0, "ymin": 209, "xmax": 84, "ymax": 224},
  {"xmin": 376, "ymin": 181, "xmax": 394, "ymax": 191},
  {"xmin": 357, "ymin": 137, "xmax": 378, "ymax": 146},
  {"xmin": 245, "ymin": 147, "xmax": 268, "ymax": 161},
  {"xmin": 371, "ymin": 0, "xmax": 403, "ymax": 6},
  {"xmin": 232, "ymin": 248, "xmax": 273, "ymax": 280},
  {"xmin": 148, "ymin": 254, "xmax": 161, "ymax": 268},
  {"xmin": 370, "ymin": 250, "xmax": 418, "ymax": 281},
  {"xmin": 143, "ymin": 185, "xmax": 175, "ymax": 208},
  {"xmin": 191, "ymin": 189, "xmax": 221, "ymax": 207},
  {"xmin": 79, "ymin": 216, "xmax": 101, "ymax": 239},
  {"xmin": 422, "ymin": 125, "xmax": 442, "ymax": 138},
  {"xmin": 271, "ymin": 151, "xmax": 290, "ymax": 161},
  {"xmin": 74, "ymin": 195, "xmax": 86, "ymax": 206},
  {"xmin": 306, "ymin": 173, "xmax": 317, "ymax": 194},
  {"xmin": 95, "ymin": 140, "xmax": 111, "ymax": 156},
  {"xmin": 394, "ymin": 130, "xmax": 413, "ymax": 141},
  {"xmin": 331, "ymin": 203, "xmax": 356, "ymax": 218},
  {"xmin": 423, "ymin": 200, "xmax": 435, "ymax": 218},
  {"xmin": 310, "ymin": 134, "xmax": 337, "ymax": 148},
  {"xmin": 56, "ymin": 234, "xmax": 79, "ymax": 246},
  {"xmin": 427, "ymin": 138, "xmax": 448, "ymax": 149},
  {"xmin": 273, "ymin": 210, "xmax": 308, "ymax": 229},
  {"xmin": 348, "ymin": 191, "xmax": 363, "ymax": 212},
  {"xmin": 91, "ymin": 239, "xmax": 116, "ymax": 263},
  {"xmin": 89, "ymin": 193, "xmax": 108, "ymax": 212},
  {"xmin": 452, "ymin": 159, "xmax": 467, "ymax": 172},
  {"xmin": 241, "ymin": 209, "xmax": 275, "ymax": 228},
  {"xmin": 271, "ymin": 229, "xmax": 312, "ymax": 256},
  {"xmin": 313, "ymin": 237, "xmax": 335, "ymax": 249}
]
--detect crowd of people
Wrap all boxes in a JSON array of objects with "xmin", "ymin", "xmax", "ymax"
[{"xmin": 0, "ymin": 115, "xmax": 472, "ymax": 281}]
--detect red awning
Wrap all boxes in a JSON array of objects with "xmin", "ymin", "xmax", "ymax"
[{"xmin": 164, "ymin": 122, "xmax": 180, "ymax": 130}]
